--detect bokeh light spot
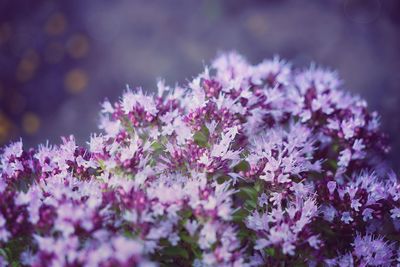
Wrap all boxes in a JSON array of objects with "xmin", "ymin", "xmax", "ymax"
[
  {"xmin": 67, "ymin": 34, "xmax": 90, "ymax": 59},
  {"xmin": 22, "ymin": 112, "xmax": 40, "ymax": 135},
  {"xmin": 0, "ymin": 112, "xmax": 12, "ymax": 143},
  {"xmin": 45, "ymin": 13, "xmax": 67, "ymax": 36},
  {"xmin": 245, "ymin": 13, "xmax": 268, "ymax": 37},
  {"xmin": 16, "ymin": 49, "xmax": 40, "ymax": 82},
  {"xmin": 64, "ymin": 68, "xmax": 88, "ymax": 94}
]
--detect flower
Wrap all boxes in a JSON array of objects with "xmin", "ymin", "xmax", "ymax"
[
  {"xmin": 341, "ymin": 212, "xmax": 353, "ymax": 224},
  {"xmin": 348, "ymin": 234, "xmax": 394, "ymax": 266},
  {"xmin": 391, "ymin": 207, "xmax": 400, "ymax": 219},
  {"xmin": 0, "ymin": 52, "xmax": 396, "ymax": 266}
]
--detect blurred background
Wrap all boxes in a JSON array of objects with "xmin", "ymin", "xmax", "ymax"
[{"xmin": 0, "ymin": 0, "xmax": 399, "ymax": 168}]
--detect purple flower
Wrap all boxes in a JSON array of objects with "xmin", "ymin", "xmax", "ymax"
[
  {"xmin": 341, "ymin": 212, "xmax": 353, "ymax": 224},
  {"xmin": 391, "ymin": 207, "xmax": 400, "ymax": 220},
  {"xmin": 352, "ymin": 234, "xmax": 394, "ymax": 266},
  {"xmin": 0, "ymin": 52, "xmax": 397, "ymax": 266},
  {"xmin": 327, "ymin": 181, "xmax": 336, "ymax": 195}
]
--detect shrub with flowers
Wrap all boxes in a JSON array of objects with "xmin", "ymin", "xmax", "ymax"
[{"xmin": 0, "ymin": 52, "xmax": 399, "ymax": 266}]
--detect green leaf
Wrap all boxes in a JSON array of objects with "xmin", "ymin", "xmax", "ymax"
[
  {"xmin": 240, "ymin": 187, "xmax": 258, "ymax": 200},
  {"xmin": 265, "ymin": 247, "xmax": 275, "ymax": 256},
  {"xmin": 162, "ymin": 246, "xmax": 189, "ymax": 259},
  {"xmin": 232, "ymin": 208, "xmax": 249, "ymax": 222},
  {"xmin": 245, "ymin": 199, "xmax": 257, "ymax": 210},
  {"xmin": 179, "ymin": 209, "xmax": 192, "ymax": 219},
  {"xmin": 328, "ymin": 159, "xmax": 337, "ymax": 170},
  {"xmin": 193, "ymin": 131, "xmax": 209, "ymax": 148},
  {"xmin": 233, "ymin": 160, "xmax": 250, "ymax": 172},
  {"xmin": 123, "ymin": 230, "xmax": 135, "ymax": 239},
  {"xmin": 193, "ymin": 125, "xmax": 210, "ymax": 148},
  {"xmin": 254, "ymin": 180, "xmax": 264, "ymax": 192},
  {"xmin": 151, "ymin": 141, "xmax": 164, "ymax": 151},
  {"xmin": 181, "ymin": 234, "xmax": 197, "ymax": 245}
]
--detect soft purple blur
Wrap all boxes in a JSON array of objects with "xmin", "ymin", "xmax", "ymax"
[{"xmin": 0, "ymin": 0, "xmax": 399, "ymax": 167}]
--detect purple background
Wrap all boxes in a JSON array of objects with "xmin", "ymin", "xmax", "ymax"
[{"xmin": 0, "ymin": 0, "xmax": 399, "ymax": 168}]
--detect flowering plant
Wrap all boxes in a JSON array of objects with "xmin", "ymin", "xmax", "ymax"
[{"xmin": 0, "ymin": 52, "xmax": 398, "ymax": 266}]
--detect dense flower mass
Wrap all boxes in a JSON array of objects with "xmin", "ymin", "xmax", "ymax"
[{"xmin": 0, "ymin": 52, "xmax": 398, "ymax": 266}]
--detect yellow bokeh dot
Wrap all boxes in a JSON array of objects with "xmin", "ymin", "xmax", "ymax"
[
  {"xmin": 245, "ymin": 14, "xmax": 268, "ymax": 37},
  {"xmin": 22, "ymin": 112, "xmax": 40, "ymax": 135},
  {"xmin": 16, "ymin": 49, "xmax": 40, "ymax": 82},
  {"xmin": 0, "ymin": 112, "xmax": 12, "ymax": 143},
  {"xmin": 64, "ymin": 68, "xmax": 88, "ymax": 94},
  {"xmin": 45, "ymin": 13, "xmax": 67, "ymax": 36},
  {"xmin": 67, "ymin": 34, "xmax": 89, "ymax": 59}
]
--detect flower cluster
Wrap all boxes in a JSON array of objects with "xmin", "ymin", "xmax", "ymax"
[{"xmin": 0, "ymin": 52, "xmax": 398, "ymax": 266}]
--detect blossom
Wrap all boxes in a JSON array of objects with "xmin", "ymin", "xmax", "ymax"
[
  {"xmin": 327, "ymin": 181, "xmax": 336, "ymax": 194},
  {"xmin": 333, "ymin": 234, "xmax": 395, "ymax": 266},
  {"xmin": 341, "ymin": 212, "xmax": 353, "ymax": 224},
  {"xmin": 185, "ymin": 220, "xmax": 199, "ymax": 236},
  {"xmin": 391, "ymin": 207, "xmax": 400, "ymax": 219},
  {"xmin": 0, "ymin": 52, "xmax": 396, "ymax": 266}
]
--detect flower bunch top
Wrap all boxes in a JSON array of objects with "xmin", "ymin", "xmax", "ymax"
[{"xmin": 0, "ymin": 52, "xmax": 397, "ymax": 267}]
